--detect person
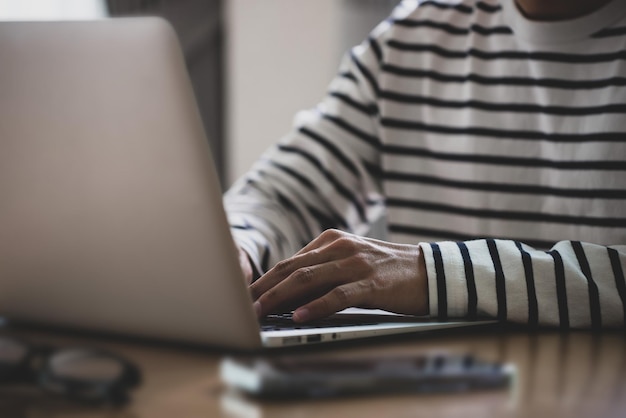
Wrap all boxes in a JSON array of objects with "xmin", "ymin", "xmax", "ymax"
[{"xmin": 224, "ymin": 0, "xmax": 626, "ymax": 329}]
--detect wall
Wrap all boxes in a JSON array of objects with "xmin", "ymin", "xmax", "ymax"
[
  {"xmin": 224, "ymin": 0, "xmax": 398, "ymax": 187},
  {"xmin": 224, "ymin": 0, "xmax": 341, "ymax": 186},
  {"xmin": 0, "ymin": 0, "xmax": 106, "ymax": 19}
]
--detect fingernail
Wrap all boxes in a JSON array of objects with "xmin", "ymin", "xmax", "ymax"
[
  {"xmin": 253, "ymin": 301, "xmax": 262, "ymax": 318},
  {"xmin": 293, "ymin": 308, "xmax": 310, "ymax": 322}
]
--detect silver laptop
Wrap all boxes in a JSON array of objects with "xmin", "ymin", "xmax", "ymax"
[{"xmin": 0, "ymin": 18, "xmax": 493, "ymax": 350}]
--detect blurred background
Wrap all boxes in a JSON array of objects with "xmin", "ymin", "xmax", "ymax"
[
  {"xmin": 0, "ymin": 0, "xmax": 398, "ymax": 187},
  {"xmin": 0, "ymin": 0, "xmax": 399, "ymax": 188}
]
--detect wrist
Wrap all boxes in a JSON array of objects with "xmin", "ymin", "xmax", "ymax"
[{"xmin": 416, "ymin": 245, "xmax": 429, "ymax": 316}]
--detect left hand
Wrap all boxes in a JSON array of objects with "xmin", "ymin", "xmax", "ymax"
[
  {"xmin": 249, "ymin": 229, "xmax": 429, "ymax": 322},
  {"xmin": 238, "ymin": 247, "xmax": 255, "ymax": 285}
]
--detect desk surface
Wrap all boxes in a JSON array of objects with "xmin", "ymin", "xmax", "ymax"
[{"xmin": 1, "ymin": 325, "xmax": 625, "ymax": 418}]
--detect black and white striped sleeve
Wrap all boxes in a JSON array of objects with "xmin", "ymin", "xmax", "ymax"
[{"xmin": 421, "ymin": 239, "xmax": 626, "ymax": 328}]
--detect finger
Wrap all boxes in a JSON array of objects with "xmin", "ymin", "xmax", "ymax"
[
  {"xmin": 292, "ymin": 281, "xmax": 368, "ymax": 323},
  {"xmin": 250, "ymin": 247, "xmax": 333, "ymax": 300},
  {"xmin": 252, "ymin": 229, "xmax": 352, "ymax": 299},
  {"xmin": 254, "ymin": 261, "xmax": 343, "ymax": 317},
  {"xmin": 294, "ymin": 229, "xmax": 346, "ymax": 256}
]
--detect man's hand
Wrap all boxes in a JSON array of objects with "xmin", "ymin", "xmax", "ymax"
[{"xmin": 249, "ymin": 229, "xmax": 428, "ymax": 323}]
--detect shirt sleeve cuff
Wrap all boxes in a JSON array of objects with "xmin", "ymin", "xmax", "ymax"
[
  {"xmin": 230, "ymin": 228, "xmax": 265, "ymax": 278},
  {"xmin": 419, "ymin": 241, "xmax": 469, "ymax": 319}
]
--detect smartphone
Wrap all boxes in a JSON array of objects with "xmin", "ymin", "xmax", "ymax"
[{"xmin": 220, "ymin": 352, "xmax": 515, "ymax": 398}]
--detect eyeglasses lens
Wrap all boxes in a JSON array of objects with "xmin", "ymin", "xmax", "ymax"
[
  {"xmin": 49, "ymin": 350, "xmax": 124, "ymax": 381},
  {"xmin": 0, "ymin": 338, "xmax": 139, "ymax": 405}
]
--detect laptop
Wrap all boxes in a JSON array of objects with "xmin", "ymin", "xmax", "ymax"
[{"xmin": 0, "ymin": 18, "xmax": 493, "ymax": 350}]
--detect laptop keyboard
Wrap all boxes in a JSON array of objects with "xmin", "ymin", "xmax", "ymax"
[{"xmin": 260, "ymin": 313, "xmax": 379, "ymax": 331}]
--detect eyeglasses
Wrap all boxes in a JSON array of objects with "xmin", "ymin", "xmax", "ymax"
[{"xmin": 0, "ymin": 335, "xmax": 141, "ymax": 406}]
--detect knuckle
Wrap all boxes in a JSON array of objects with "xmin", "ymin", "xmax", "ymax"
[
  {"xmin": 350, "ymin": 252, "xmax": 369, "ymax": 268},
  {"xmin": 292, "ymin": 267, "xmax": 315, "ymax": 284},
  {"xmin": 330, "ymin": 285, "xmax": 352, "ymax": 307},
  {"xmin": 273, "ymin": 258, "xmax": 293, "ymax": 275},
  {"xmin": 330, "ymin": 237, "xmax": 357, "ymax": 254},
  {"xmin": 306, "ymin": 248, "xmax": 321, "ymax": 259},
  {"xmin": 321, "ymin": 228, "xmax": 343, "ymax": 240}
]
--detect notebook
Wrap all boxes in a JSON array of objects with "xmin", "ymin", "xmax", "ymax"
[{"xmin": 0, "ymin": 18, "xmax": 494, "ymax": 350}]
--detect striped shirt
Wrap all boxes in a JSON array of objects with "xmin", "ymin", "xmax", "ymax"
[{"xmin": 225, "ymin": 0, "xmax": 626, "ymax": 328}]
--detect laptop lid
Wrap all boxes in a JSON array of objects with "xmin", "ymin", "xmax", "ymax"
[
  {"xmin": 0, "ymin": 18, "xmax": 264, "ymax": 350},
  {"xmin": 0, "ymin": 19, "xmax": 493, "ymax": 351}
]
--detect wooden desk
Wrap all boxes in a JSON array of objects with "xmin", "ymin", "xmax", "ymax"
[{"xmin": 1, "ymin": 326, "xmax": 625, "ymax": 418}]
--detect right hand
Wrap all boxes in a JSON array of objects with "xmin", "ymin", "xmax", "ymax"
[{"xmin": 248, "ymin": 229, "xmax": 428, "ymax": 323}]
